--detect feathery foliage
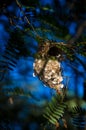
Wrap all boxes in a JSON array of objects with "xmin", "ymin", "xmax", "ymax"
[
  {"xmin": 43, "ymin": 94, "xmax": 67, "ymax": 128},
  {"xmin": 43, "ymin": 94, "xmax": 86, "ymax": 129},
  {"xmin": 0, "ymin": 29, "xmax": 29, "ymax": 81}
]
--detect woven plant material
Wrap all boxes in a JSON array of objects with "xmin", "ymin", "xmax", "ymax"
[{"xmin": 33, "ymin": 40, "xmax": 64, "ymax": 93}]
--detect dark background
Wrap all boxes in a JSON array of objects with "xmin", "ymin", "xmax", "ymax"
[{"xmin": 0, "ymin": 0, "xmax": 86, "ymax": 129}]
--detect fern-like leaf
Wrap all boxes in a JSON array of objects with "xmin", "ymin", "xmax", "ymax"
[
  {"xmin": 70, "ymin": 107, "xmax": 86, "ymax": 128},
  {"xmin": 43, "ymin": 94, "xmax": 67, "ymax": 126},
  {"xmin": 2, "ymin": 87, "xmax": 32, "ymax": 98},
  {"xmin": 0, "ymin": 29, "xmax": 28, "ymax": 81},
  {"xmin": 67, "ymin": 98, "xmax": 86, "ymax": 128}
]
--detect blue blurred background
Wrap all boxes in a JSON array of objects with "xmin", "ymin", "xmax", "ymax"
[{"xmin": 0, "ymin": 0, "xmax": 86, "ymax": 129}]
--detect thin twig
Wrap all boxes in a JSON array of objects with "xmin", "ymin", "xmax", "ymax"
[
  {"xmin": 15, "ymin": 0, "xmax": 42, "ymax": 40},
  {"xmin": 68, "ymin": 21, "xmax": 86, "ymax": 44}
]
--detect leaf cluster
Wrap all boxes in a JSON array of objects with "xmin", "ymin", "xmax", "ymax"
[{"xmin": 43, "ymin": 94, "xmax": 86, "ymax": 129}]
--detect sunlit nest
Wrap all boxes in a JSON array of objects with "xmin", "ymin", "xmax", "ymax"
[{"xmin": 33, "ymin": 40, "xmax": 65, "ymax": 93}]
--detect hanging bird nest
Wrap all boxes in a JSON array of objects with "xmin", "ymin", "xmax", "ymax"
[{"xmin": 33, "ymin": 40, "xmax": 65, "ymax": 93}]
